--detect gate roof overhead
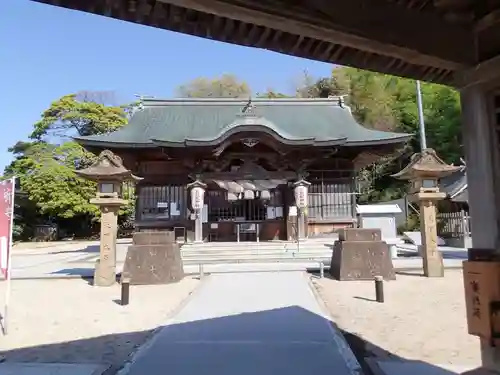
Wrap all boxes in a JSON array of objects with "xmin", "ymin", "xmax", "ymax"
[{"xmin": 31, "ymin": 0, "xmax": 500, "ymax": 85}]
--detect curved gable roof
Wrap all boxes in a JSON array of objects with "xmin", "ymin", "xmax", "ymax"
[{"xmin": 75, "ymin": 97, "xmax": 411, "ymax": 148}]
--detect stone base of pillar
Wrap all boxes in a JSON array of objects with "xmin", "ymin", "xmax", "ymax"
[{"xmin": 93, "ymin": 259, "xmax": 116, "ymax": 287}]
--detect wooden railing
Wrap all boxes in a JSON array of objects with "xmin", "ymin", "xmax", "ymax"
[{"xmin": 437, "ymin": 211, "xmax": 471, "ymax": 238}]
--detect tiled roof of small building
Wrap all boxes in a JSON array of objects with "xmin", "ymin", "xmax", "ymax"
[{"xmin": 440, "ymin": 166, "xmax": 468, "ymax": 202}]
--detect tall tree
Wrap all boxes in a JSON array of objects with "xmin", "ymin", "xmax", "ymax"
[
  {"xmin": 30, "ymin": 93, "xmax": 128, "ymax": 141},
  {"xmin": 256, "ymin": 89, "xmax": 291, "ymax": 98},
  {"xmin": 5, "ymin": 141, "xmax": 98, "ymax": 219},
  {"xmin": 298, "ymin": 67, "xmax": 399, "ymax": 131},
  {"xmin": 5, "ymin": 92, "xmax": 134, "ymax": 239},
  {"xmin": 297, "ymin": 67, "xmax": 463, "ymax": 202},
  {"xmin": 176, "ymin": 74, "xmax": 251, "ymax": 98}
]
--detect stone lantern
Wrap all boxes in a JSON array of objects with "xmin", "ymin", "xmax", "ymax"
[
  {"xmin": 293, "ymin": 179, "xmax": 311, "ymax": 241},
  {"xmin": 392, "ymin": 148, "xmax": 460, "ymax": 277},
  {"xmin": 187, "ymin": 179, "xmax": 207, "ymax": 243},
  {"xmin": 76, "ymin": 150, "xmax": 142, "ymax": 286}
]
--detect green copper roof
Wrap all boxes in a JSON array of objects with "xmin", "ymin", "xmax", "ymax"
[{"xmin": 74, "ymin": 97, "xmax": 411, "ymax": 148}]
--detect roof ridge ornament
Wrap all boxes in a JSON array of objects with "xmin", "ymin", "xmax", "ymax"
[
  {"xmin": 134, "ymin": 94, "xmax": 155, "ymax": 111},
  {"xmin": 240, "ymin": 98, "xmax": 257, "ymax": 117}
]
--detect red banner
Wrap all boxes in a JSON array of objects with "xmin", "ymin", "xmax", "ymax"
[{"xmin": 0, "ymin": 178, "xmax": 14, "ymax": 279}]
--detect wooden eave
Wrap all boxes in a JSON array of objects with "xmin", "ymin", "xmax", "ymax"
[{"xmin": 31, "ymin": 0, "xmax": 500, "ymax": 85}]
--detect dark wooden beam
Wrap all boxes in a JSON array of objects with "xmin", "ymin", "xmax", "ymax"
[
  {"xmin": 159, "ymin": 0, "xmax": 475, "ymax": 69},
  {"xmin": 454, "ymin": 53, "xmax": 500, "ymax": 88}
]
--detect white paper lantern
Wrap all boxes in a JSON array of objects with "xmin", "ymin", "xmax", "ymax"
[
  {"xmin": 188, "ymin": 180, "xmax": 207, "ymax": 211},
  {"xmin": 260, "ymin": 190, "xmax": 271, "ymax": 200},
  {"xmin": 227, "ymin": 192, "xmax": 238, "ymax": 201},
  {"xmin": 243, "ymin": 190, "xmax": 255, "ymax": 200},
  {"xmin": 294, "ymin": 180, "xmax": 310, "ymax": 209}
]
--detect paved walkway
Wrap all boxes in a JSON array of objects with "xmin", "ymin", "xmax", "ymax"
[{"xmin": 120, "ymin": 272, "xmax": 360, "ymax": 375}]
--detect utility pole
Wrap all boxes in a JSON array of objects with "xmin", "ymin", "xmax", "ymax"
[{"xmin": 416, "ymin": 80, "xmax": 427, "ymax": 150}]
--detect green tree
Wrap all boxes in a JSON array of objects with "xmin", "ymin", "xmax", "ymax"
[
  {"xmin": 256, "ymin": 89, "xmax": 291, "ymax": 98},
  {"xmin": 30, "ymin": 93, "xmax": 128, "ymax": 140},
  {"xmin": 392, "ymin": 79, "xmax": 462, "ymax": 164},
  {"xmin": 6, "ymin": 141, "xmax": 98, "ymax": 219},
  {"xmin": 5, "ymin": 92, "xmax": 133, "ymax": 239},
  {"xmin": 299, "ymin": 68, "xmax": 463, "ymax": 202},
  {"xmin": 176, "ymin": 74, "xmax": 251, "ymax": 98},
  {"xmin": 298, "ymin": 68, "xmax": 399, "ymax": 131}
]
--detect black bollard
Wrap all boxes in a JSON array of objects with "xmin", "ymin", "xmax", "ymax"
[
  {"xmin": 121, "ymin": 277, "xmax": 130, "ymax": 306},
  {"xmin": 374, "ymin": 275, "xmax": 384, "ymax": 303}
]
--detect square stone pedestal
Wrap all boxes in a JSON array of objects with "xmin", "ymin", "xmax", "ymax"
[
  {"xmin": 122, "ymin": 231, "xmax": 184, "ymax": 285},
  {"xmin": 330, "ymin": 228, "xmax": 395, "ymax": 281}
]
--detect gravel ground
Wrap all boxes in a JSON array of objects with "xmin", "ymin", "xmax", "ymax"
[
  {"xmin": 313, "ymin": 270, "xmax": 481, "ymax": 367},
  {"xmin": 0, "ymin": 277, "xmax": 199, "ymax": 369}
]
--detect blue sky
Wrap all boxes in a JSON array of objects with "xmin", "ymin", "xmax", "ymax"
[{"xmin": 0, "ymin": 0, "xmax": 333, "ymax": 172}]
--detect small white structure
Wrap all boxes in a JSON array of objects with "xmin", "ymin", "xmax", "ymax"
[{"xmin": 356, "ymin": 204, "xmax": 403, "ymax": 259}]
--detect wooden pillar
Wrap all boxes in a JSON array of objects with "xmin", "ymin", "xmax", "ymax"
[
  {"xmin": 461, "ymin": 84, "xmax": 500, "ymax": 251},
  {"xmin": 460, "ymin": 77, "xmax": 500, "ymax": 372}
]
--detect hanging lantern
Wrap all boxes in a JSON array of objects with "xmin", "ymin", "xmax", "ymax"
[
  {"xmin": 243, "ymin": 190, "xmax": 255, "ymax": 200},
  {"xmin": 227, "ymin": 192, "xmax": 238, "ymax": 201},
  {"xmin": 260, "ymin": 190, "xmax": 271, "ymax": 200},
  {"xmin": 187, "ymin": 180, "xmax": 207, "ymax": 210},
  {"xmin": 293, "ymin": 179, "xmax": 311, "ymax": 209}
]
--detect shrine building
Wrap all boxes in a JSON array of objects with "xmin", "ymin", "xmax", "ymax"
[{"xmin": 75, "ymin": 97, "xmax": 411, "ymax": 243}]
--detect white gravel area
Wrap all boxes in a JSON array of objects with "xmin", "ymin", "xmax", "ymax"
[
  {"xmin": 0, "ymin": 277, "xmax": 199, "ymax": 367},
  {"xmin": 313, "ymin": 270, "xmax": 481, "ymax": 367}
]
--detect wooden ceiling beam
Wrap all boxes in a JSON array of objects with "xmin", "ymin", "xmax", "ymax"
[
  {"xmin": 157, "ymin": 0, "xmax": 475, "ymax": 69},
  {"xmin": 454, "ymin": 52, "xmax": 500, "ymax": 88}
]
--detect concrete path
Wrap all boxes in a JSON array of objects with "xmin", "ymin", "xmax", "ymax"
[{"xmin": 120, "ymin": 272, "xmax": 360, "ymax": 375}]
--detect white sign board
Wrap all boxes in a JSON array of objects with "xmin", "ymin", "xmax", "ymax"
[{"xmin": 266, "ymin": 206, "xmax": 276, "ymax": 219}]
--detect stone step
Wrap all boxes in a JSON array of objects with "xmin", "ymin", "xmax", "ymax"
[
  {"xmin": 181, "ymin": 247, "xmax": 332, "ymax": 255},
  {"xmin": 182, "ymin": 241, "xmax": 296, "ymax": 249},
  {"xmin": 181, "ymin": 250, "xmax": 332, "ymax": 258},
  {"xmin": 182, "ymin": 253, "xmax": 331, "ymax": 264},
  {"xmin": 182, "ymin": 242, "xmax": 331, "ymax": 251},
  {"xmin": 182, "ymin": 248, "xmax": 331, "ymax": 256}
]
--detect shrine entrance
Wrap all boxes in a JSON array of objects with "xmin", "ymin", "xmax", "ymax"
[{"xmin": 205, "ymin": 185, "xmax": 287, "ymax": 242}]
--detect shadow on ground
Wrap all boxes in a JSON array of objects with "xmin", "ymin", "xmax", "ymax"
[
  {"xmin": 50, "ymin": 268, "xmax": 96, "ymax": 277},
  {"xmin": 0, "ymin": 303, "xmax": 484, "ymax": 375},
  {"xmin": 46, "ymin": 239, "xmax": 132, "ymax": 256}
]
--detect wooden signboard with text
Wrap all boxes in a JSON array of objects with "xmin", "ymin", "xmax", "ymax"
[{"xmin": 463, "ymin": 261, "xmax": 500, "ymax": 339}]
